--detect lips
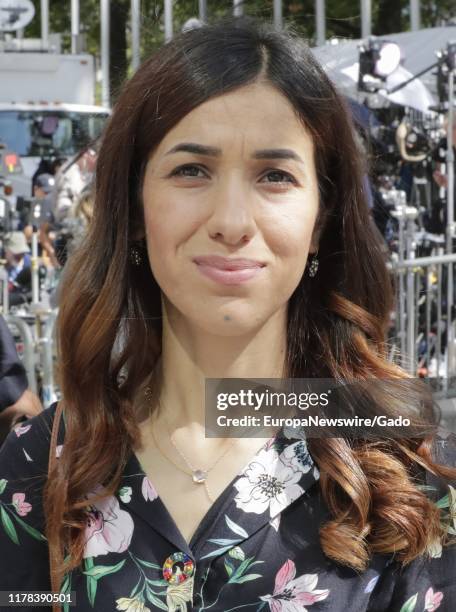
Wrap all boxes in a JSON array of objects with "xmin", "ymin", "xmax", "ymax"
[
  {"xmin": 193, "ymin": 255, "xmax": 265, "ymax": 270},
  {"xmin": 193, "ymin": 255, "xmax": 266, "ymax": 286}
]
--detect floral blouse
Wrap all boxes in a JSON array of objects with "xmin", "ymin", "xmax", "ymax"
[{"xmin": 0, "ymin": 402, "xmax": 455, "ymax": 612}]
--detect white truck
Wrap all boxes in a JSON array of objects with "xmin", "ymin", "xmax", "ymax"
[{"xmin": 0, "ymin": 40, "xmax": 110, "ymax": 198}]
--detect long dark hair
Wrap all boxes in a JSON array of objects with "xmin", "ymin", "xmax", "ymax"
[{"xmin": 44, "ymin": 16, "xmax": 456, "ymax": 587}]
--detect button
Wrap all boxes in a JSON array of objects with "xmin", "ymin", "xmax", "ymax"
[{"xmin": 162, "ymin": 552, "xmax": 194, "ymax": 584}]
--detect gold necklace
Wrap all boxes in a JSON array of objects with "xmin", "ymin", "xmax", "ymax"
[{"xmin": 146, "ymin": 391, "xmax": 237, "ymax": 503}]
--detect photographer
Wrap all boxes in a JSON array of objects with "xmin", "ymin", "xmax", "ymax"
[
  {"xmin": 4, "ymin": 231, "xmax": 31, "ymax": 306},
  {"xmin": 32, "ymin": 173, "xmax": 61, "ymax": 269}
]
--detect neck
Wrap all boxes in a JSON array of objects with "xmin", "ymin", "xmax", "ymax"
[{"xmin": 155, "ymin": 299, "xmax": 288, "ymax": 430}]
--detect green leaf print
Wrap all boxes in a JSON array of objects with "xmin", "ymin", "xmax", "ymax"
[
  {"xmin": 10, "ymin": 513, "xmax": 46, "ymax": 541},
  {"xmin": 145, "ymin": 587, "xmax": 168, "ymax": 610},
  {"xmin": 129, "ymin": 575, "xmax": 143, "ymax": 599},
  {"xmin": 225, "ymin": 514, "xmax": 248, "ymax": 539},
  {"xmin": 228, "ymin": 546, "xmax": 245, "ymax": 561},
  {"xmin": 0, "ymin": 479, "xmax": 7, "ymax": 495},
  {"xmin": 230, "ymin": 573, "xmax": 262, "ymax": 584},
  {"xmin": 136, "ymin": 557, "xmax": 162, "ymax": 570},
  {"xmin": 207, "ymin": 537, "xmax": 242, "ymax": 546},
  {"xmin": 224, "ymin": 558, "xmax": 235, "ymax": 577},
  {"xmin": 228, "ymin": 557, "xmax": 264, "ymax": 583},
  {"xmin": 201, "ymin": 544, "xmax": 238, "ymax": 559},
  {"xmin": 145, "ymin": 578, "xmax": 169, "ymax": 588},
  {"xmin": 60, "ymin": 574, "xmax": 70, "ymax": 594},
  {"xmin": 84, "ymin": 557, "xmax": 97, "ymax": 607},
  {"xmin": 435, "ymin": 494, "xmax": 449, "ymax": 509},
  {"xmin": 82, "ymin": 559, "xmax": 126, "ymax": 580},
  {"xmin": 60, "ymin": 573, "xmax": 72, "ymax": 612},
  {"xmin": 1, "ymin": 506, "xmax": 19, "ymax": 545},
  {"xmin": 399, "ymin": 593, "xmax": 418, "ymax": 612}
]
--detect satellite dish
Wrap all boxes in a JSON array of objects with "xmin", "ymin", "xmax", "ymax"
[{"xmin": 0, "ymin": 0, "xmax": 35, "ymax": 32}]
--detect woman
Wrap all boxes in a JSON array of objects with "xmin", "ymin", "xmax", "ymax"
[{"xmin": 0, "ymin": 16, "xmax": 455, "ymax": 612}]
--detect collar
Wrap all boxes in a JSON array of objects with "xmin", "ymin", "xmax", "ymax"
[{"xmin": 122, "ymin": 425, "xmax": 320, "ymax": 560}]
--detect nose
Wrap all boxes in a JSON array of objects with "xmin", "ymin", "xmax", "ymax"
[{"xmin": 206, "ymin": 175, "xmax": 256, "ymax": 246}]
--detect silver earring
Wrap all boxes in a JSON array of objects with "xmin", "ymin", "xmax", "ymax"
[
  {"xmin": 130, "ymin": 245, "xmax": 143, "ymax": 266},
  {"xmin": 308, "ymin": 254, "xmax": 319, "ymax": 277}
]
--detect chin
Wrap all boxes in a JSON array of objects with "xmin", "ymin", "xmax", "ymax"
[{"xmin": 188, "ymin": 302, "xmax": 268, "ymax": 338}]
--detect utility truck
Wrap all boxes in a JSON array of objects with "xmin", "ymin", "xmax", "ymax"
[{"xmin": 0, "ymin": 36, "xmax": 109, "ymax": 198}]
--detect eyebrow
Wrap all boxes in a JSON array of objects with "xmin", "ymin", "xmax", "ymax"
[{"xmin": 165, "ymin": 142, "xmax": 304, "ymax": 164}]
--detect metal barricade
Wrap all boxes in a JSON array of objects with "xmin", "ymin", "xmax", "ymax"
[
  {"xmin": 4, "ymin": 308, "xmax": 60, "ymax": 405},
  {"xmin": 388, "ymin": 251, "xmax": 456, "ymax": 398},
  {"xmin": 38, "ymin": 308, "xmax": 59, "ymax": 406},
  {"xmin": 0, "ymin": 265, "xmax": 8, "ymax": 314},
  {"xmin": 4, "ymin": 313, "xmax": 38, "ymax": 394}
]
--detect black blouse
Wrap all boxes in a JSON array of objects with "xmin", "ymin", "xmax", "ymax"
[{"xmin": 0, "ymin": 402, "xmax": 455, "ymax": 612}]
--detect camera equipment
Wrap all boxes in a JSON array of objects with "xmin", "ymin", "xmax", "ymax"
[{"xmin": 358, "ymin": 39, "xmax": 401, "ymax": 93}]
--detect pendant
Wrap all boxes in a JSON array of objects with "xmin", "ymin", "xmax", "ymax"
[{"xmin": 192, "ymin": 469, "xmax": 207, "ymax": 484}]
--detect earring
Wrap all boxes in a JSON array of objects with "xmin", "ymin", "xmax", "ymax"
[
  {"xmin": 130, "ymin": 244, "xmax": 143, "ymax": 266},
  {"xmin": 308, "ymin": 253, "xmax": 319, "ymax": 277}
]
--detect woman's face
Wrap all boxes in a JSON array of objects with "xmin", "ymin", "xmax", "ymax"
[{"xmin": 141, "ymin": 81, "xmax": 321, "ymax": 336}]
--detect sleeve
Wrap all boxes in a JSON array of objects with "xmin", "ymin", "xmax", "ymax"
[
  {"xmin": 368, "ymin": 430, "xmax": 456, "ymax": 611},
  {"xmin": 0, "ymin": 316, "xmax": 28, "ymax": 411},
  {"xmin": 0, "ymin": 404, "xmax": 59, "ymax": 597}
]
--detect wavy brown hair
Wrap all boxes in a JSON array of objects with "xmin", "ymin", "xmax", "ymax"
[{"xmin": 44, "ymin": 15, "xmax": 456, "ymax": 588}]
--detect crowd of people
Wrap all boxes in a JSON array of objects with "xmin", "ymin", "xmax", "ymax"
[{"xmin": 3, "ymin": 146, "xmax": 97, "ymax": 307}]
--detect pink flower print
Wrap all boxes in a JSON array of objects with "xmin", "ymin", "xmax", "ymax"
[
  {"xmin": 260, "ymin": 559, "xmax": 329, "ymax": 612},
  {"xmin": 83, "ymin": 485, "xmax": 134, "ymax": 558},
  {"xmin": 12, "ymin": 492, "xmax": 32, "ymax": 516},
  {"xmin": 141, "ymin": 476, "xmax": 158, "ymax": 502},
  {"xmin": 425, "ymin": 587, "xmax": 444, "ymax": 611},
  {"xmin": 14, "ymin": 423, "xmax": 31, "ymax": 437}
]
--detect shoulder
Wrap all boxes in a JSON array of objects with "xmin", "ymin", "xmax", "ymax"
[
  {"xmin": 0, "ymin": 402, "xmax": 64, "ymax": 480},
  {"xmin": 0, "ymin": 406, "xmax": 61, "ymax": 589}
]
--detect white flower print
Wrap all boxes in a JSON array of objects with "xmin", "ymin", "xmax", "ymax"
[
  {"xmin": 270, "ymin": 515, "xmax": 281, "ymax": 532},
  {"xmin": 260, "ymin": 559, "xmax": 329, "ymax": 612},
  {"xmin": 233, "ymin": 447, "xmax": 304, "ymax": 517},
  {"xmin": 22, "ymin": 448, "xmax": 33, "ymax": 462},
  {"xmin": 118, "ymin": 486, "xmax": 133, "ymax": 504},
  {"xmin": 116, "ymin": 596, "xmax": 150, "ymax": 612},
  {"xmin": 279, "ymin": 441, "xmax": 313, "ymax": 474},
  {"xmin": 427, "ymin": 537, "xmax": 443, "ymax": 559},
  {"xmin": 83, "ymin": 485, "xmax": 134, "ymax": 558},
  {"xmin": 166, "ymin": 576, "xmax": 193, "ymax": 612},
  {"xmin": 14, "ymin": 423, "xmax": 31, "ymax": 437}
]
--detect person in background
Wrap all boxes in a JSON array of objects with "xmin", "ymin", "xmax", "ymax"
[
  {"xmin": 30, "ymin": 173, "xmax": 60, "ymax": 269},
  {"xmin": 51, "ymin": 146, "xmax": 97, "ymax": 224},
  {"xmin": 0, "ymin": 315, "xmax": 42, "ymax": 445},
  {"xmin": 4, "ymin": 231, "xmax": 32, "ymax": 306}
]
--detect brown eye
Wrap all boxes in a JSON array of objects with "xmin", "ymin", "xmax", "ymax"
[
  {"xmin": 261, "ymin": 170, "xmax": 296, "ymax": 185},
  {"xmin": 170, "ymin": 164, "xmax": 208, "ymax": 178}
]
